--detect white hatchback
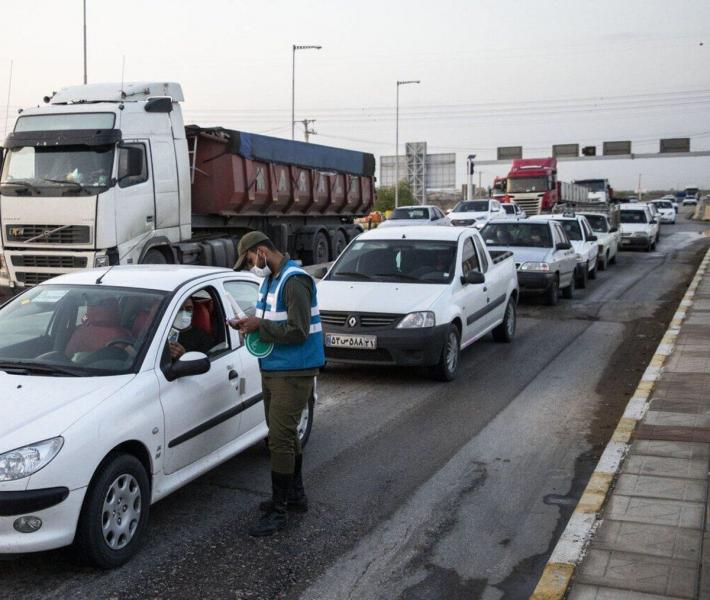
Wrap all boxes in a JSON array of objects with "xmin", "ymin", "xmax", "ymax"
[{"xmin": 0, "ymin": 266, "xmax": 314, "ymax": 568}]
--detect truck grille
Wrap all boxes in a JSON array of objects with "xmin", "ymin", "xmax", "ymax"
[
  {"xmin": 11, "ymin": 255, "xmax": 88, "ymax": 268},
  {"xmin": 320, "ymin": 311, "xmax": 404, "ymax": 328},
  {"xmin": 15, "ymin": 272, "xmax": 57, "ymax": 286},
  {"xmin": 512, "ymin": 198, "xmax": 542, "ymax": 215},
  {"xmin": 6, "ymin": 224, "xmax": 91, "ymax": 244}
]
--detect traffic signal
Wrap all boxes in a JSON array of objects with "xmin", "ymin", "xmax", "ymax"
[{"xmin": 582, "ymin": 146, "xmax": 597, "ymax": 157}]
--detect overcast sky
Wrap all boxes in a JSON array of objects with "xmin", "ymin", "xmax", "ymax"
[{"xmin": 1, "ymin": 0, "xmax": 709, "ymax": 191}]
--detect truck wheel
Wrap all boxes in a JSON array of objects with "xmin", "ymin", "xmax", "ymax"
[
  {"xmin": 301, "ymin": 231, "xmax": 330, "ymax": 266},
  {"xmin": 577, "ymin": 264, "xmax": 588, "ymax": 289},
  {"xmin": 333, "ymin": 230, "xmax": 348, "ymax": 259},
  {"xmin": 544, "ymin": 275, "xmax": 559, "ymax": 306},
  {"xmin": 562, "ymin": 276, "xmax": 575, "ymax": 299},
  {"xmin": 75, "ymin": 453, "xmax": 150, "ymax": 569},
  {"xmin": 492, "ymin": 297, "xmax": 516, "ymax": 343},
  {"xmin": 431, "ymin": 324, "xmax": 460, "ymax": 381},
  {"xmin": 141, "ymin": 249, "xmax": 168, "ymax": 264}
]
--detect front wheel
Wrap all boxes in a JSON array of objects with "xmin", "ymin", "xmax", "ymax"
[
  {"xmin": 544, "ymin": 275, "xmax": 559, "ymax": 306},
  {"xmin": 76, "ymin": 454, "xmax": 150, "ymax": 569},
  {"xmin": 431, "ymin": 324, "xmax": 460, "ymax": 381},
  {"xmin": 598, "ymin": 251, "xmax": 608, "ymax": 271},
  {"xmin": 589, "ymin": 261, "xmax": 597, "ymax": 280},
  {"xmin": 577, "ymin": 264, "xmax": 588, "ymax": 289},
  {"xmin": 562, "ymin": 275, "xmax": 575, "ymax": 299},
  {"xmin": 492, "ymin": 297, "xmax": 516, "ymax": 343}
]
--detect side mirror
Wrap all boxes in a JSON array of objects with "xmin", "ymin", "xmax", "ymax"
[
  {"xmin": 609, "ymin": 227, "xmax": 618, "ymax": 233},
  {"xmin": 460, "ymin": 271, "xmax": 485, "ymax": 285},
  {"xmin": 650, "ymin": 219, "xmax": 658, "ymax": 224},
  {"xmin": 312, "ymin": 266, "xmax": 328, "ymax": 279},
  {"xmin": 555, "ymin": 242, "xmax": 571, "ymax": 250},
  {"xmin": 164, "ymin": 351, "xmax": 210, "ymax": 382},
  {"xmin": 588, "ymin": 235, "xmax": 598, "ymax": 242}
]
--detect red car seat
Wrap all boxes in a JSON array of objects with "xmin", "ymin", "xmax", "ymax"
[
  {"xmin": 191, "ymin": 299, "xmax": 212, "ymax": 335},
  {"xmin": 66, "ymin": 299, "xmax": 132, "ymax": 356}
]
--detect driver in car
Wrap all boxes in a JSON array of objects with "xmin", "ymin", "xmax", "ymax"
[{"xmin": 168, "ymin": 296, "xmax": 213, "ymax": 359}]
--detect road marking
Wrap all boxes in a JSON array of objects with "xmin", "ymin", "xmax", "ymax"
[{"xmin": 530, "ymin": 247, "xmax": 710, "ymax": 600}]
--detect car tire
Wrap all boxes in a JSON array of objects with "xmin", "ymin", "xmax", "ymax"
[
  {"xmin": 431, "ymin": 324, "xmax": 460, "ymax": 382},
  {"xmin": 609, "ymin": 252, "xmax": 617, "ymax": 265},
  {"xmin": 544, "ymin": 275, "xmax": 559, "ymax": 306},
  {"xmin": 76, "ymin": 453, "xmax": 150, "ymax": 569},
  {"xmin": 577, "ymin": 264, "xmax": 588, "ymax": 289},
  {"xmin": 562, "ymin": 275, "xmax": 575, "ymax": 299},
  {"xmin": 297, "ymin": 395, "xmax": 315, "ymax": 448},
  {"xmin": 589, "ymin": 261, "xmax": 597, "ymax": 280},
  {"xmin": 598, "ymin": 251, "xmax": 608, "ymax": 271},
  {"xmin": 492, "ymin": 297, "xmax": 516, "ymax": 343}
]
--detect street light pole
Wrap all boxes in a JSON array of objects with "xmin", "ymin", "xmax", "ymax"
[
  {"xmin": 83, "ymin": 0, "xmax": 87, "ymax": 84},
  {"xmin": 394, "ymin": 80, "xmax": 420, "ymax": 208},
  {"xmin": 291, "ymin": 44, "xmax": 322, "ymax": 140}
]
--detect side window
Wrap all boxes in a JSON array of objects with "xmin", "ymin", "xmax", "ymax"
[
  {"xmin": 117, "ymin": 143, "xmax": 148, "ymax": 188},
  {"xmin": 556, "ymin": 223, "xmax": 570, "ymax": 244},
  {"xmin": 223, "ymin": 280, "xmax": 260, "ymax": 318},
  {"xmin": 461, "ymin": 238, "xmax": 480, "ymax": 275},
  {"xmin": 473, "ymin": 236, "xmax": 489, "ymax": 272}
]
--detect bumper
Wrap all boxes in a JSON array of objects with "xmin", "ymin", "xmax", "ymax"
[
  {"xmin": 516, "ymin": 271, "xmax": 555, "ymax": 294},
  {"xmin": 659, "ymin": 215, "xmax": 675, "ymax": 223},
  {"xmin": 620, "ymin": 236, "xmax": 650, "ymax": 248},
  {"xmin": 324, "ymin": 323, "xmax": 449, "ymax": 366},
  {"xmin": 0, "ymin": 487, "xmax": 85, "ymax": 554}
]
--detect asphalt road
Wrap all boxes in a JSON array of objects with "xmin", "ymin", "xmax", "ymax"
[{"xmin": 2, "ymin": 211, "xmax": 709, "ymax": 600}]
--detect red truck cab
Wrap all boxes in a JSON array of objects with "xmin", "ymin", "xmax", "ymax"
[{"xmin": 505, "ymin": 158, "xmax": 558, "ymax": 215}]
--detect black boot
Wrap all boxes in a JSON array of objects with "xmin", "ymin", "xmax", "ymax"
[
  {"xmin": 249, "ymin": 472, "xmax": 291, "ymax": 537},
  {"xmin": 259, "ymin": 455, "xmax": 309, "ymax": 513}
]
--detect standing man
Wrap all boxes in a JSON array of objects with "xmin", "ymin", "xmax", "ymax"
[{"xmin": 229, "ymin": 231, "xmax": 324, "ymax": 537}]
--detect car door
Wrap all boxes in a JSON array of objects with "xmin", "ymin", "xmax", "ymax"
[
  {"xmin": 580, "ymin": 218, "xmax": 598, "ymax": 267},
  {"xmin": 158, "ymin": 283, "xmax": 243, "ymax": 475},
  {"xmin": 221, "ymin": 277, "xmax": 267, "ymax": 437},
  {"xmin": 551, "ymin": 223, "xmax": 576, "ymax": 287},
  {"xmin": 473, "ymin": 234, "xmax": 506, "ymax": 327},
  {"xmin": 455, "ymin": 236, "xmax": 489, "ymax": 344}
]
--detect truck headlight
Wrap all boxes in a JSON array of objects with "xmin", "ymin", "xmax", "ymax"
[
  {"xmin": 519, "ymin": 262, "xmax": 550, "ymax": 272},
  {"xmin": 0, "ymin": 437, "xmax": 64, "ymax": 481},
  {"xmin": 94, "ymin": 255, "xmax": 110, "ymax": 268},
  {"xmin": 0, "ymin": 255, "xmax": 8, "ymax": 277},
  {"xmin": 396, "ymin": 311, "xmax": 436, "ymax": 328}
]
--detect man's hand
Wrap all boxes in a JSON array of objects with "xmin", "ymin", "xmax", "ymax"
[
  {"xmin": 169, "ymin": 341, "xmax": 186, "ymax": 359},
  {"xmin": 227, "ymin": 316, "xmax": 261, "ymax": 334}
]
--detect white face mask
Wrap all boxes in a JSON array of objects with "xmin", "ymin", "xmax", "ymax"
[
  {"xmin": 173, "ymin": 309, "xmax": 193, "ymax": 331},
  {"xmin": 250, "ymin": 251, "xmax": 272, "ymax": 278}
]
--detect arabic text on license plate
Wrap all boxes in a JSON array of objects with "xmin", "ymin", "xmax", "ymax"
[{"xmin": 326, "ymin": 334, "xmax": 377, "ymax": 350}]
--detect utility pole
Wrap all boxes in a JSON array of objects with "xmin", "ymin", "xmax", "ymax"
[
  {"xmin": 395, "ymin": 79, "xmax": 420, "ymax": 207},
  {"xmin": 638, "ymin": 173, "xmax": 643, "ymax": 201},
  {"xmin": 300, "ymin": 119, "xmax": 317, "ymax": 143},
  {"xmin": 291, "ymin": 44, "xmax": 321, "ymax": 140},
  {"xmin": 83, "ymin": 0, "xmax": 87, "ymax": 84}
]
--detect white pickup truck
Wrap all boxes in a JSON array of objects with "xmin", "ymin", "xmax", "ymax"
[{"xmin": 316, "ymin": 226, "xmax": 519, "ymax": 381}]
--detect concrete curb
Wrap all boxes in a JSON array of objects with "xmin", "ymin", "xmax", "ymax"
[{"xmin": 530, "ymin": 247, "xmax": 710, "ymax": 600}]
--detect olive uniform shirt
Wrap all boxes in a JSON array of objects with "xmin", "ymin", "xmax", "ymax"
[{"xmin": 257, "ymin": 255, "xmax": 319, "ymax": 377}]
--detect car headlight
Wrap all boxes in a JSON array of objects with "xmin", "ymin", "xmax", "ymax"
[
  {"xmin": 396, "ymin": 311, "xmax": 436, "ymax": 328},
  {"xmin": 0, "ymin": 437, "xmax": 64, "ymax": 481},
  {"xmin": 94, "ymin": 255, "xmax": 110, "ymax": 268},
  {"xmin": 519, "ymin": 262, "xmax": 550, "ymax": 272},
  {"xmin": 633, "ymin": 232, "xmax": 648, "ymax": 237}
]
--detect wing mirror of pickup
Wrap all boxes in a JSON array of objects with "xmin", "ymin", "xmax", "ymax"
[
  {"xmin": 461, "ymin": 271, "xmax": 486, "ymax": 285},
  {"xmin": 164, "ymin": 351, "xmax": 210, "ymax": 382},
  {"xmin": 555, "ymin": 242, "xmax": 572, "ymax": 250},
  {"xmin": 587, "ymin": 235, "xmax": 598, "ymax": 242},
  {"xmin": 650, "ymin": 219, "xmax": 658, "ymax": 224}
]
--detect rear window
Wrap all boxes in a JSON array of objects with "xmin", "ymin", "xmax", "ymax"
[
  {"xmin": 452, "ymin": 201, "xmax": 489, "ymax": 212},
  {"xmin": 620, "ymin": 210, "xmax": 647, "ymax": 224},
  {"xmin": 390, "ymin": 207, "xmax": 430, "ymax": 220},
  {"xmin": 557, "ymin": 220, "xmax": 582, "ymax": 241},
  {"xmin": 481, "ymin": 222, "xmax": 553, "ymax": 248},
  {"xmin": 582, "ymin": 214, "xmax": 608, "ymax": 232}
]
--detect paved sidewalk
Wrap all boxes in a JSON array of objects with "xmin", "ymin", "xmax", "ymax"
[{"xmin": 567, "ymin": 251, "xmax": 710, "ymax": 599}]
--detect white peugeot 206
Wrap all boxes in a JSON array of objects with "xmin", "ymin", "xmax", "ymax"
[{"xmin": 0, "ymin": 265, "xmax": 314, "ymax": 568}]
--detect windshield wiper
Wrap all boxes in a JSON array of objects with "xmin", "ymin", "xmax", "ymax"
[
  {"xmin": 331, "ymin": 271, "xmax": 372, "ymax": 280},
  {"xmin": 375, "ymin": 273, "xmax": 422, "ymax": 281},
  {"xmin": 0, "ymin": 361, "xmax": 87, "ymax": 377},
  {"xmin": 0, "ymin": 180, "xmax": 41, "ymax": 194},
  {"xmin": 41, "ymin": 178, "xmax": 92, "ymax": 195}
]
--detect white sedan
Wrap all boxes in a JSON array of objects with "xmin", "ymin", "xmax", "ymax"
[
  {"xmin": 379, "ymin": 205, "xmax": 450, "ymax": 228},
  {"xmin": 0, "ymin": 266, "xmax": 314, "ymax": 568}
]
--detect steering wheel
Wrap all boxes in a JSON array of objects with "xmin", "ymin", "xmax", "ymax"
[{"xmin": 104, "ymin": 338, "xmax": 134, "ymax": 349}]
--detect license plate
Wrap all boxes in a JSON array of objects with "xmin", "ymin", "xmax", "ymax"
[
  {"xmin": 621, "ymin": 239, "xmax": 631, "ymax": 244},
  {"xmin": 325, "ymin": 334, "xmax": 377, "ymax": 350}
]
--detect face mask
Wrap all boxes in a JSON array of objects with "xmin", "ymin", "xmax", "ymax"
[
  {"xmin": 173, "ymin": 309, "xmax": 193, "ymax": 331},
  {"xmin": 250, "ymin": 251, "xmax": 272, "ymax": 278}
]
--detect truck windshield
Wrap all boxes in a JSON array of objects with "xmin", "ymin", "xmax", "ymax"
[
  {"xmin": 0, "ymin": 285, "xmax": 167, "ymax": 376},
  {"xmin": 327, "ymin": 240, "xmax": 458, "ymax": 284},
  {"xmin": 581, "ymin": 214, "xmax": 608, "ymax": 232},
  {"xmin": 481, "ymin": 223, "xmax": 552, "ymax": 248},
  {"xmin": 620, "ymin": 210, "xmax": 647, "ymax": 224},
  {"xmin": 508, "ymin": 177, "xmax": 548, "ymax": 193},
  {"xmin": 452, "ymin": 201, "xmax": 488, "ymax": 212},
  {"xmin": 0, "ymin": 145, "xmax": 114, "ymax": 195},
  {"xmin": 575, "ymin": 180, "xmax": 606, "ymax": 192}
]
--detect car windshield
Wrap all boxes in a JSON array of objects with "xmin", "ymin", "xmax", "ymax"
[
  {"xmin": 508, "ymin": 177, "xmax": 548, "ymax": 193},
  {"xmin": 581, "ymin": 214, "xmax": 608, "ymax": 232},
  {"xmin": 327, "ymin": 239, "xmax": 458, "ymax": 284},
  {"xmin": 452, "ymin": 201, "xmax": 488, "ymax": 212},
  {"xmin": 556, "ymin": 219, "xmax": 582, "ymax": 241},
  {"xmin": 481, "ymin": 222, "xmax": 553, "ymax": 248},
  {"xmin": 620, "ymin": 210, "xmax": 647, "ymax": 224},
  {"xmin": 0, "ymin": 145, "xmax": 114, "ymax": 195},
  {"xmin": 390, "ymin": 207, "xmax": 430, "ymax": 220},
  {"xmin": 0, "ymin": 285, "xmax": 167, "ymax": 376},
  {"xmin": 575, "ymin": 180, "xmax": 606, "ymax": 192}
]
